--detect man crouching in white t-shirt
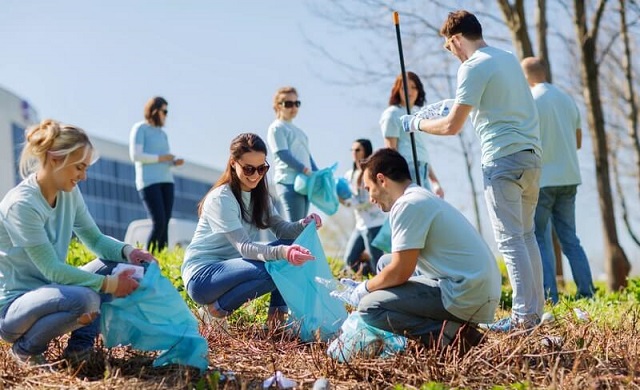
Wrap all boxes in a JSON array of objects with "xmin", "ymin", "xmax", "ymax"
[{"xmin": 344, "ymin": 148, "xmax": 501, "ymax": 351}]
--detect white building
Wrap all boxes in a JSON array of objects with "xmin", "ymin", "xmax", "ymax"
[{"xmin": 0, "ymin": 85, "xmax": 221, "ymax": 240}]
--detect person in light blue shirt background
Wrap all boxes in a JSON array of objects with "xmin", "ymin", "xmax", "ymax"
[
  {"xmin": 380, "ymin": 72, "xmax": 444, "ymax": 197},
  {"xmin": 0, "ymin": 119, "xmax": 155, "ymax": 365},
  {"xmin": 267, "ymin": 86, "xmax": 318, "ymax": 222},
  {"xmin": 129, "ymin": 96, "xmax": 184, "ymax": 252},
  {"xmin": 182, "ymin": 133, "xmax": 320, "ymax": 328},
  {"xmin": 401, "ymin": 10, "xmax": 543, "ymax": 332},
  {"xmin": 521, "ymin": 57, "xmax": 594, "ymax": 304}
]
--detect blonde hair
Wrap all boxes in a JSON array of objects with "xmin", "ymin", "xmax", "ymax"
[
  {"xmin": 19, "ymin": 119, "xmax": 95, "ymax": 178},
  {"xmin": 272, "ymin": 86, "xmax": 298, "ymax": 113}
]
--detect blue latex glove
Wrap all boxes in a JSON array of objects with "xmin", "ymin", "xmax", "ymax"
[
  {"xmin": 400, "ymin": 114, "xmax": 421, "ymax": 133},
  {"xmin": 330, "ymin": 278, "xmax": 369, "ymax": 307}
]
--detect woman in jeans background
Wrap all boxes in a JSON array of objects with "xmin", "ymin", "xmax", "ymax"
[
  {"xmin": 129, "ymin": 96, "xmax": 184, "ymax": 252},
  {"xmin": 181, "ymin": 133, "xmax": 321, "ymax": 327},
  {"xmin": 267, "ymin": 86, "xmax": 318, "ymax": 221},
  {"xmin": 0, "ymin": 119, "xmax": 154, "ymax": 365},
  {"xmin": 341, "ymin": 138, "xmax": 386, "ymax": 276}
]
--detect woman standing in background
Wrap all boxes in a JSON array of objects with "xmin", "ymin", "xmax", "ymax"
[
  {"xmin": 267, "ymin": 86, "xmax": 318, "ymax": 221},
  {"xmin": 129, "ymin": 96, "xmax": 184, "ymax": 252},
  {"xmin": 341, "ymin": 139, "xmax": 387, "ymax": 276},
  {"xmin": 380, "ymin": 72, "xmax": 444, "ymax": 197}
]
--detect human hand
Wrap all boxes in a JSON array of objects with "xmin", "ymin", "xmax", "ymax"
[
  {"xmin": 114, "ymin": 269, "xmax": 140, "ymax": 297},
  {"xmin": 400, "ymin": 115, "xmax": 421, "ymax": 133},
  {"xmin": 302, "ymin": 213, "xmax": 322, "ymax": 229},
  {"xmin": 329, "ymin": 278, "xmax": 369, "ymax": 306},
  {"xmin": 160, "ymin": 153, "xmax": 176, "ymax": 163},
  {"xmin": 285, "ymin": 244, "xmax": 315, "ymax": 266},
  {"xmin": 432, "ymin": 182, "xmax": 445, "ymax": 198},
  {"xmin": 303, "ymin": 167, "xmax": 312, "ymax": 176},
  {"xmin": 173, "ymin": 158, "xmax": 185, "ymax": 167},
  {"xmin": 123, "ymin": 245, "xmax": 157, "ymax": 265}
]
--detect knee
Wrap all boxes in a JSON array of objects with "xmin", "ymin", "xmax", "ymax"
[
  {"xmin": 376, "ymin": 254, "xmax": 393, "ymax": 273},
  {"xmin": 72, "ymin": 289, "xmax": 101, "ymax": 316}
]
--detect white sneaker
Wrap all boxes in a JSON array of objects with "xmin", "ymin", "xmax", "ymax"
[{"xmin": 197, "ymin": 307, "xmax": 228, "ymax": 330}]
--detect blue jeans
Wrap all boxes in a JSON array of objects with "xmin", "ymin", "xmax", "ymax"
[
  {"xmin": 534, "ymin": 185, "xmax": 594, "ymax": 303},
  {"xmin": 140, "ymin": 182, "xmax": 174, "ymax": 252},
  {"xmin": 276, "ymin": 183, "xmax": 309, "ymax": 222},
  {"xmin": 482, "ymin": 150, "xmax": 543, "ymax": 324},
  {"xmin": 360, "ymin": 254, "xmax": 464, "ymax": 346},
  {"xmin": 343, "ymin": 226, "xmax": 383, "ymax": 274},
  {"xmin": 186, "ymin": 240, "xmax": 290, "ymax": 316},
  {"xmin": 0, "ymin": 259, "xmax": 116, "ymax": 356}
]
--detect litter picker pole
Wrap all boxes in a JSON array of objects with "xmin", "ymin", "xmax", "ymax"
[{"xmin": 393, "ymin": 11, "xmax": 421, "ymax": 186}]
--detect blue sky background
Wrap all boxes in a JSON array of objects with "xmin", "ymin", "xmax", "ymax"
[{"xmin": 1, "ymin": 0, "xmax": 638, "ymax": 278}]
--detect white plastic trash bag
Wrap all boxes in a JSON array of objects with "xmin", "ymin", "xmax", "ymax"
[
  {"xmin": 415, "ymin": 99, "xmax": 455, "ymax": 120},
  {"xmin": 327, "ymin": 311, "xmax": 407, "ymax": 362}
]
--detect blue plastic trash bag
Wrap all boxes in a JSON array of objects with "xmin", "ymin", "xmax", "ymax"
[
  {"xmin": 265, "ymin": 222, "xmax": 348, "ymax": 342},
  {"xmin": 370, "ymin": 218, "xmax": 391, "ymax": 253},
  {"xmin": 101, "ymin": 262, "xmax": 209, "ymax": 372},
  {"xmin": 327, "ymin": 311, "xmax": 407, "ymax": 362},
  {"xmin": 307, "ymin": 164, "xmax": 340, "ymax": 215},
  {"xmin": 335, "ymin": 177, "xmax": 352, "ymax": 200}
]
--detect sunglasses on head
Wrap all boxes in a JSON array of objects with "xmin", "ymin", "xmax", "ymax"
[
  {"xmin": 279, "ymin": 100, "xmax": 301, "ymax": 108},
  {"xmin": 236, "ymin": 161, "xmax": 270, "ymax": 176}
]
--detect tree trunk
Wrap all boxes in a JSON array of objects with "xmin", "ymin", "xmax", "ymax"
[
  {"xmin": 496, "ymin": 0, "xmax": 535, "ymax": 59},
  {"xmin": 535, "ymin": 0, "xmax": 552, "ymax": 81},
  {"xmin": 574, "ymin": 0, "xmax": 630, "ymax": 290}
]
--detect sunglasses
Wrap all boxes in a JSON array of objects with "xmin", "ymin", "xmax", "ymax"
[
  {"xmin": 158, "ymin": 109, "xmax": 168, "ymax": 115},
  {"xmin": 236, "ymin": 161, "xmax": 270, "ymax": 176},
  {"xmin": 351, "ymin": 148, "xmax": 363, "ymax": 152},
  {"xmin": 279, "ymin": 100, "xmax": 301, "ymax": 108}
]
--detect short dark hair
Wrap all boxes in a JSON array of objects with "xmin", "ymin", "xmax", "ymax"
[
  {"xmin": 360, "ymin": 148, "xmax": 412, "ymax": 183},
  {"xmin": 440, "ymin": 10, "xmax": 483, "ymax": 40}
]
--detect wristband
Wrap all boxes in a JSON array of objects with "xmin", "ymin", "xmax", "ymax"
[{"xmin": 102, "ymin": 275, "xmax": 119, "ymax": 294}]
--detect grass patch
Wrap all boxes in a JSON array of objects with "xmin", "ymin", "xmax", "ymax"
[{"xmin": 1, "ymin": 241, "xmax": 640, "ymax": 389}]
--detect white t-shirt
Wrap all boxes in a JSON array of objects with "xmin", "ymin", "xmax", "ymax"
[
  {"xmin": 380, "ymin": 105, "xmax": 431, "ymax": 165},
  {"xmin": 390, "ymin": 185, "xmax": 501, "ymax": 323}
]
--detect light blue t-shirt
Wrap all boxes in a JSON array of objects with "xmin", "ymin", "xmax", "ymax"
[
  {"xmin": 531, "ymin": 83, "xmax": 582, "ymax": 187},
  {"xmin": 456, "ymin": 46, "xmax": 541, "ymax": 164},
  {"xmin": 267, "ymin": 119, "xmax": 312, "ymax": 185},
  {"xmin": 380, "ymin": 105, "xmax": 431, "ymax": 165},
  {"xmin": 182, "ymin": 185, "xmax": 284, "ymax": 284},
  {"xmin": 0, "ymin": 174, "xmax": 125, "ymax": 310},
  {"xmin": 129, "ymin": 121, "xmax": 174, "ymax": 190},
  {"xmin": 390, "ymin": 185, "xmax": 501, "ymax": 323}
]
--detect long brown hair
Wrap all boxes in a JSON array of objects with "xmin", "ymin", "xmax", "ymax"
[
  {"xmin": 387, "ymin": 72, "xmax": 426, "ymax": 107},
  {"xmin": 144, "ymin": 96, "xmax": 168, "ymax": 127},
  {"xmin": 198, "ymin": 133, "xmax": 271, "ymax": 229}
]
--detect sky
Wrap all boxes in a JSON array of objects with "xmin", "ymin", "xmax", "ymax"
[{"xmin": 1, "ymin": 0, "xmax": 638, "ymax": 278}]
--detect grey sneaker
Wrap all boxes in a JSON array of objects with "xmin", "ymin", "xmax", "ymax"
[
  {"xmin": 9, "ymin": 344, "xmax": 48, "ymax": 367},
  {"xmin": 197, "ymin": 307, "xmax": 228, "ymax": 330}
]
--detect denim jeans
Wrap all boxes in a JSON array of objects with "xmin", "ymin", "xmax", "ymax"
[
  {"xmin": 140, "ymin": 182, "xmax": 174, "ymax": 252},
  {"xmin": 359, "ymin": 254, "xmax": 464, "ymax": 346},
  {"xmin": 482, "ymin": 150, "xmax": 543, "ymax": 324},
  {"xmin": 276, "ymin": 183, "xmax": 309, "ymax": 222},
  {"xmin": 0, "ymin": 258, "xmax": 116, "ymax": 356},
  {"xmin": 343, "ymin": 226, "xmax": 383, "ymax": 274},
  {"xmin": 534, "ymin": 185, "xmax": 594, "ymax": 303},
  {"xmin": 186, "ymin": 240, "xmax": 291, "ymax": 316}
]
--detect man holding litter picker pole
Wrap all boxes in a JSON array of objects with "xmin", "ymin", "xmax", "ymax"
[{"xmin": 401, "ymin": 10, "xmax": 543, "ymax": 332}]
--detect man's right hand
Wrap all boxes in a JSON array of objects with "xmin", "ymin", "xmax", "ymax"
[{"xmin": 400, "ymin": 115, "xmax": 421, "ymax": 133}]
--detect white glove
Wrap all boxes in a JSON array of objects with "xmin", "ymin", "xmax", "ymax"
[
  {"xmin": 330, "ymin": 278, "xmax": 369, "ymax": 307},
  {"xmin": 400, "ymin": 115, "xmax": 421, "ymax": 133}
]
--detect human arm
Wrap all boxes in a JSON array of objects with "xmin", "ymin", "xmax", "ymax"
[
  {"xmin": 275, "ymin": 150, "xmax": 310, "ymax": 174},
  {"xmin": 428, "ymin": 166, "xmax": 444, "ymax": 198},
  {"xmin": 576, "ymin": 128, "xmax": 582, "ymax": 150},
  {"xmin": 384, "ymin": 137, "xmax": 398, "ymax": 150},
  {"xmin": 366, "ymin": 249, "xmax": 419, "ymax": 291},
  {"xmin": 128, "ymin": 124, "xmax": 175, "ymax": 164},
  {"xmin": 403, "ymin": 103, "xmax": 472, "ymax": 136},
  {"xmin": 223, "ymin": 228, "xmax": 313, "ymax": 265}
]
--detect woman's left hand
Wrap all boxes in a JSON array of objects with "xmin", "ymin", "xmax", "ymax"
[{"xmin": 302, "ymin": 213, "xmax": 322, "ymax": 229}]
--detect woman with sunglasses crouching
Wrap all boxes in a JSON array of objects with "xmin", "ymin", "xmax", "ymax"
[
  {"xmin": 0, "ymin": 119, "xmax": 155, "ymax": 366},
  {"xmin": 181, "ymin": 133, "xmax": 322, "ymax": 327},
  {"xmin": 266, "ymin": 86, "xmax": 318, "ymax": 222}
]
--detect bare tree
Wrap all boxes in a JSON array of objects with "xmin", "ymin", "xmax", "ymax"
[
  {"xmin": 574, "ymin": 0, "xmax": 630, "ymax": 290},
  {"xmin": 496, "ymin": 0, "xmax": 535, "ymax": 58}
]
